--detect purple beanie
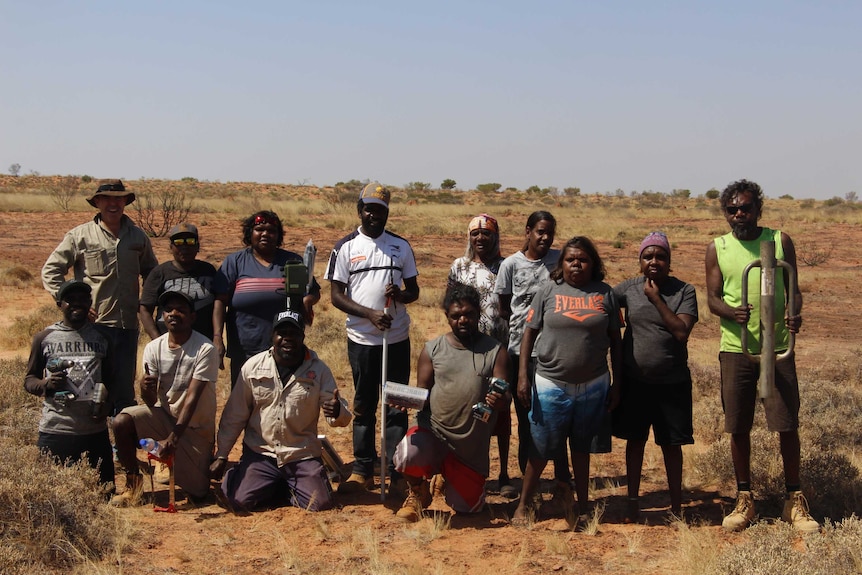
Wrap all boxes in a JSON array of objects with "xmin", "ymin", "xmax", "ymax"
[{"xmin": 639, "ymin": 231, "xmax": 671, "ymax": 259}]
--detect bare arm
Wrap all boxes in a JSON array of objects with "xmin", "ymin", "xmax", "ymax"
[
  {"xmin": 212, "ymin": 296, "xmax": 227, "ymax": 369},
  {"xmin": 498, "ymin": 293, "xmax": 513, "ymax": 321},
  {"xmin": 159, "ymin": 378, "xmax": 208, "ymax": 459},
  {"xmin": 705, "ymin": 242, "xmax": 750, "ymax": 326},
  {"xmin": 416, "ymin": 346, "xmax": 434, "ymax": 388},
  {"xmin": 643, "ymin": 279, "xmax": 697, "ymax": 343},
  {"xmin": 517, "ymin": 326, "xmax": 539, "ymax": 407},
  {"xmin": 139, "ymin": 304, "xmax": 160, "ymax": 341},
  {"xmin": 485, "ymin": 346, "xmax": 512, "ymax": 412},
  {"xmin": 330, "ymin": 280, "xmax": 392, "ymax": 331},
  {"xmin": 386, "ymin": 276, "xmax": 420, "ymax": 306},
  {"xmin": 781, "ymin": 232, "xmax": 803, "ymax": 333},
  {"xmin": 607, "ymin": 322, "xmax": 623, "ymax": 412}
]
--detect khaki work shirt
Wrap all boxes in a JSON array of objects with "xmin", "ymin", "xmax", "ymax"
[
  {"xmin": 42, "ymin": 214, "xmax": 158, "ymax": 329},
  {"xmin": 215, "ymin": 348, "xmax": 351, "ymax": 466}
]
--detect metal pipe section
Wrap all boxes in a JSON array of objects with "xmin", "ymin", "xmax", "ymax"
[{"xmin": 740, "ymin": 240, "xmax": 796, "ymax": 399}]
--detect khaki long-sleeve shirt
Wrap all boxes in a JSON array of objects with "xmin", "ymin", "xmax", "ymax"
[
  {"xmin": 42, "ymin": 215, "xmax": 158, "ymax": 329},
  {"xmin": 215, "ymin": 347, "xmax": 351, "ymax": 466}
]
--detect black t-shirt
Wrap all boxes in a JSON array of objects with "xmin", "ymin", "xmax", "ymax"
[{"xmin": 140, "ymin": 260, "xmax": 218, "ymax": 339}]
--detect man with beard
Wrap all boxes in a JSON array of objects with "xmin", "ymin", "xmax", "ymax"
[
  {"xmin": 139, "ymin": 223, "xmax": 217, "ymax": 341},
  {"xmin": 25, "ymin": 280, "xmax": 114, "ymax": 485},
  {"xmin": 391, "ymin": 284, "xmax": 509, "ymax": 522},
  {"xmin": 111, "ymin": 289, "xmax": 219, "ymax": 506},
  {"xmin": 325, "ymin": 182, "xmax": 420, "ymax": 495},
  {"xmin": 210, "ymin": 310, "xmax": 351, "ymax": 512},
  {"xmin": 705, "ymin": 179, "xmax": 818, "ymax": 533}
]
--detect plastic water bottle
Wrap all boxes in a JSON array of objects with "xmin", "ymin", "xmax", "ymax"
[{"xmin": 139, "ymin": 438, "xmax": 161, "ymax": 454}]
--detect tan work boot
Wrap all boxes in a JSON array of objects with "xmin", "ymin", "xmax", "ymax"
[
  {"xmin": 782, "ymin": 491, "xmax": 820, "ymax": 533},
  {"xmin": 395, "ymin": 479, "xmax": 432, "ymax": 522},
  {"xmin": 430, "ymin": 474, "xmax": 446, "ymax": 499},
  {"xmin": 337, "ymin": 473, "xmax": 372, "ymax": 494},
  {"xmin": 110, "ymin": 473, "xmax": 144, "ymax": 507},
  {"xmin": 722, "ymin": 490, "xmax": 755, "ymax": 532}
]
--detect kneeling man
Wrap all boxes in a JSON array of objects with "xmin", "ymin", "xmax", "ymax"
[
  {"xmin": 392, "ymin": 284, "xmax": 509, "ymax": 522},
  {"xmin": 210, "ymin": 310, "xmax": 351, "ymax": 512},
  {"xmin": 112, "ymin": 289, "xmax": 219, "ymax": 505}
]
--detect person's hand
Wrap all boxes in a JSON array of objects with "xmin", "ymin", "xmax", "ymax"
[
  {"xmin": 785, "ymin": 314, "xmax": 803, "ymax": 334},
  {"xmin": 323, "ymin": 389, "xmax": 342, "ymax": 418},
  {"xmin": 606, "ymin": 382, "xmax": 621, "ymax": 412},
  {"xmin": 303, "ymin": 301, "xmax": 315, "ymax": 327},
  {"xmin": 643, "ymin": 278, "xmax": 661, "ymax": 303},
  {"xmin": 213, "ymin": 336, "xmax": 226, "ymax": 370},
  {"xmin": 159, "ymin": 433, "xmax": 178, "ymax": 460},
  {"xmin": 209, "ymin": 458, "xmax": 227, "ymax": 480},
  {"xmin": 141, "ymin": 366, "xmax": 158, "ymax": 405},
  {"xmin": 384, "ymin": 283, "xmax": 403, "ymax": 303},
  {"xmin": 733, "ymin": 304, "xmax": 752, "ymax": 325},
  {"xmin": 367, "ymin": 309, "xmax": 393, "ymax": 331},
  {"xmin": 485, "ymin": 389, "xmax": 510, "ymax": 412},
  {"xmin": 517, "ymin": 376, "xmax": 531, "ymax": 409},
  {"xmin": 44, "ymin": 371, "xmax": 66, "ymax": 396},
  {"xmin": 88, "ymin": 308, "xmax": 98, "ymax": 323}
]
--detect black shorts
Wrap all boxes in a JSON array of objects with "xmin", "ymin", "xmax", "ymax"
[
  {"xmin": 719, "ymin": 351, "xmax": 799, "ymax": 434},
  {"xmin": 611, "ymin": 379, "xmax": 694, "ymax": 446}
]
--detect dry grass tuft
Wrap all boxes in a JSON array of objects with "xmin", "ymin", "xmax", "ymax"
[
  {"xmin": 0, "ymin": 305, "xmax": 59, "ymax": 350},
  {"xmin": 0, "ymin": 443, "xmax": 133, "ymax": 574},
  {"xmin": 0, "ymin": 262, "xmax": 37, "ymax": 287},
  {"xmin": 704, "ymin": 518, "xmax": 862, "ymax": 575}
]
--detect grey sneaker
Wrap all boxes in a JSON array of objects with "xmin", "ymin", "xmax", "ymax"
[
  {"xmin": 782, "ymin": 491, "xmax": 820, "ymax": 533},
  {"xmin": 722, "ymin": 490, "xmax": 755, "ymax": 532}
]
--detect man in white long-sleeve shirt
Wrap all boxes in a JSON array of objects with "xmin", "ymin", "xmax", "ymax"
[{"xmin": 210, "ymin": 310, "xmax": 351, "ymax": 512}]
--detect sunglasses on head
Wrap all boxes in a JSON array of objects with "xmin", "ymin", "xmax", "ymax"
[
  {"xmin": 725, "ymin": 203, "xmax": 755, "ymax": 215},
  {"xmin": 253, "ymin": 215, "xmax": 279, "ymax": 226},
  {"xmin": 172, "ymin": 237, "xmax": 198, "ymax": 246}
]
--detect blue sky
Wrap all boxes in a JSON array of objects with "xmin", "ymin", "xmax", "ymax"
[{"xmin": 1, "ymin": 1, "xmax": 859, "ymax": 199}]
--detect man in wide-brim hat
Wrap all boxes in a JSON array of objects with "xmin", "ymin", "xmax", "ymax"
[{"xmin": 42, "ymin": 178, "xmax": 158, "ymax": 416}]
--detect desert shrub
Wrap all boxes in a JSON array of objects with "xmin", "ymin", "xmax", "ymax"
[
  {"xmin": 0, "ymin": 358, "xmax": 133, "ymax": 574},
  {"xmin": 132, "ymin": 188, "xmax": 193, "ymax": 237},
  {"xmin": 0, "ymin": 305, "xmax": 59, "ymax": 350},
  {"xmin": 796, "ymin": 241, "xmax": 834, "ymax": 266},
  {"xmin": 705, "ymin": 518, "xmax": 862, "ymax": 575},
  {"xmin": 798, "ymin": 374, "xmax": 862, "ymax": 450},
  {"xmin": 48, "ymin": 175, "xmax": 82, "ymax": 213},
  {"xmin": 0, "ymin": 262, "xmax": 37, "ymax": 288},
  {"xmin": 705, "ymin": 189, "xmax": 720, "ymax": 200},
  {"xmin": 476, "ymin": 183, "xmax": 502, "ymax": 193},
  {"xmin": 0, "ymin": 443, "xmax": 129, "ymax": 574},
  {"xmin": 693, "ymin": 429, "xmax": 862, "ymax": 520}
]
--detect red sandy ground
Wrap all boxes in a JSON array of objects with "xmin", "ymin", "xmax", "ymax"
[{"xmin": 0, "ymin": 210, "xmax": 858, "ymax": 574}]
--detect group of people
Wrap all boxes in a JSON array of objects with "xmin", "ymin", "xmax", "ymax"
[{"xmin": 24, "ymin": 177, "xmax": 819, "ymax": 533}]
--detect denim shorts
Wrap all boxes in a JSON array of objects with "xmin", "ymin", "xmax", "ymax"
[{"xmin": 529, "ymin": 371, "xmax": 611, "ymax": 457}]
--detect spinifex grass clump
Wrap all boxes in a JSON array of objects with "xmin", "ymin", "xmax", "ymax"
[
  {"xmin": 0, "ymin": 444, "xmax": 128, "ymax": 574},
  {"xmin": 706, "ymin": 518, "xmax": 862, "ymax": 575},
  {"xmin": 691, "ymin": 361, "xmax": 862, "ymax": 520},
  {"xmin": 0, "ymin": 359, "xmax": 132, "ymax": 574}
]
